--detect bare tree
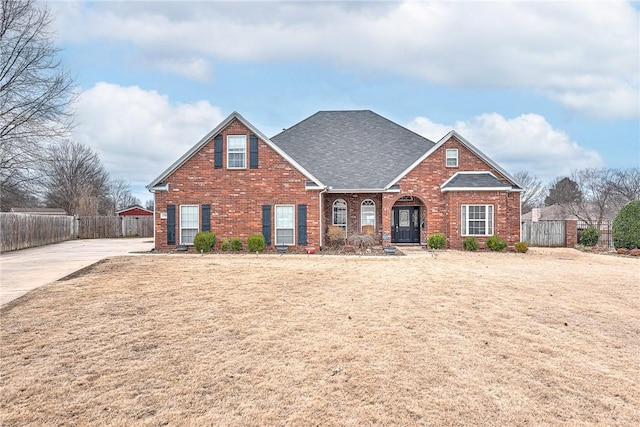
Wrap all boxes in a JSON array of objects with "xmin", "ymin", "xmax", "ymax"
[
  {"xmin": 144, "ymin": 198, "xmax": 154, "ymax": 211},
  {"xmin": 0, "ymin": 0, "xmax": 75, "ymax": 210},
  {"xmin": 564, "ymin": 168, "xmax": 617, "ymax": 227},
  {"xmin": 609, "ymin": 167, "xmax": 640, "ymax": 203},
  {"xmin": 106, "ymin": 178, "xmax": 139, "ymax": 215},
  {"xmin": 42, "ymin": 140, "xmax": 109, "ymax": 215},
  {"xmin": 513, "ymin": 171, "xmax": 545, "ymax": 213}
]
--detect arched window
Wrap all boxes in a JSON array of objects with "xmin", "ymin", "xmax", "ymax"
[
  {"xmin": 333, "ymin": 199, "xmax": 347, "ymax": 235},
  {"xmin": 361, "ymin": 199, "xmax": 375, "ymax": 234}
]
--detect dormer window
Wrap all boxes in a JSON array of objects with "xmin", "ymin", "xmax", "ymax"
[
  {"xmin": 227, "ymin": 135, "xmax": 247, "ymax": 169},
  {"xmin": 446, "ymin": 149, "xmax": 458, "ymax": 167}
]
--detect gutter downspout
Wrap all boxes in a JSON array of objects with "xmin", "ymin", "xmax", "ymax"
[{"xmin": 149, "ymin": 188, "xmax": 156, "ymax": 249}]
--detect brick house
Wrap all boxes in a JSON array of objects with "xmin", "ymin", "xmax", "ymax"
[{"xmin": 147, "ymin": 110, "xmax": 522, "ymax": 251}]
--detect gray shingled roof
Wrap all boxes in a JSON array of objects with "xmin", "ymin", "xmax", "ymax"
[
  {"xmin": 271, "ymin": 110, "xmax": 435, "ymax": 190},
  {"xmin": 441, "ymin": 172, "xmax": 513, "ymax": 190}
]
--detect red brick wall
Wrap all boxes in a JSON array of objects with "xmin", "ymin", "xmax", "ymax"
[
  {"xmin": 323, "ymin": 193, "xmax": 383, "ymax": 239},
  {"xmin": 153, "ymin": 118, "xmax": 319, "ymax": 251},
  {"xmin": 155, "ymin": 128, "xmax": 520, "ymax": 251},
  {"xmin": 382, "ymin": 135, "xmax": 521, "ymax": 249},
  {"xmin": 565, "ymin": 220, "xmax": 578, "ymax": 248}
]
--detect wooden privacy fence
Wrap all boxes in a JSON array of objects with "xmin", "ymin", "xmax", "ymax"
[
  {"xmin": 521, "ymin": 220, "xmax": 566, "ymax": 247},
  {"xmin": 0, "ymin": 213, "xmax": 76, "ymax": 252},
  {"xmin": 1, "ymin": 214, "xmax": 154, "ymax": 252},
  {"xmin": 77, "ymin": 216, "xmax": 153, "ymax": 239}
]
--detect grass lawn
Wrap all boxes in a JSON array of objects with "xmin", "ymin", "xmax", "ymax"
[{"xmin": 1, "ymin": 248, "xmax": 639, "ymax": 426}]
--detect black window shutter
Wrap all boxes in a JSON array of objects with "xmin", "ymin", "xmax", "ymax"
[
  {"xmin": 298, "ymin": 204, "xmax": 307, "ymax": 246},
  {"xmin": 201, "ymin": 204, "xmax": 210, "ymax": 232},
  {"xmin": 262, "ymin": 205, "xmax": 271, "ymax": 246},
  {"xmin": 214, "ymin": 135, "xmax": 223, "ymax": 169},
  {"xmin": 167, "ymin": 205, "xmax": 176, "ymax": 245},
  {"xmin": 249, "ymin": 134, "xmax": 259, "ymax": 169}
]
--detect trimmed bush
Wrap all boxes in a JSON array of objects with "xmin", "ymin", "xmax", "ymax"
[
  {"xmin": 579, "ymin": 226, "xmax": 600, "ymax": 246},
  {"xmin": 514, "ymin": 241, "xmax": 528, "ymax": 253},
  {"xmin": 326, "ymin": 225, "xmax": 346, "ymax": 248},
  {"xmin": 428, "ymin": 233, "xmax": 446, "ymax": 249},
  {"xmin": 487, "ymin": 235, "xmax": 507, "ymax": 251},
  {"xmin": 612, "ymin": 200, "xmax": 640, "ymax": 250},
  {"xmin": 247, "ymin": 234, "xmax": 266, "ymax": 253},
  {"xmin": 463, "ymin": 237, "xmax": 479, "ymax": 251},
  {"xmin": 230, "ymin": 238, "xmax": 242, "ymax": 251},
  {"xmin": 193, "ymin": 231, "xmax": 217, "ymax": 252},
  {"xmin": 220, "ymin": 239, "xmax": 230, "ymax": 251},
  {"xmin": 347, "ymin": 233, "xmax": 377, "ymax": 249}
]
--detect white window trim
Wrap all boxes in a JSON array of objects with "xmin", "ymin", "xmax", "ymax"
[
  {"xmin": 227, "ymin": 135, "xmax": 247, "ymax": 169},
  {"xmin": 275, "ymin": 204, "xmax": 295, "ymax": 246},
  {"xmin": 361, "ymin": 199, "xmax": 375, "ymax": 232},
  {"xmin": 446, "ymin": 148, "xmax": 459, "ymax": 167},
  {"xmin": 461, "ymin": 204, "xmax": 494, "ymax": 236},
  {"xmin": 332, "ymin": 199, "xmax": 347, "ymax": 236},
  {"xmin": 180, "ymin": 204, "xmax": 199, "ymax": 245}
]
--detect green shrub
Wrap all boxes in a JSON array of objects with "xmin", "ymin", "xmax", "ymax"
[
  {"xmin": 193, "ymin": 231, "xmax": 216, "ymax": 252},
  {"xmin": 428, "ymin": 233, "xmax": 446, "ymax": 249},
  {"xmin": 220, "ymin": 239, "xmax": 229, "ymax": 251},
  {"xmin": 230, "ymin": 237, "xmax": 242, "ymax": 251},
  {"xmin": 514, "ymin": 241, "xmax": 528, "ymax": 253},
  {"xmin": 486, "ymin": 235, "xmax": 507, "ymax": 251},
  {"xmin": 463, "ymin": 237, "xmax": 479, "ymax": 251},
  {"xmin": 612, "ymin": 200, "xmax": 640, "ymax": 250},
  {"xmin": 247, "ymin": 234, "xmax": 266, "ymax": 252},
  {"xmin": 579, "ymin": 226, "xmax": 600, "ymax": 246}
]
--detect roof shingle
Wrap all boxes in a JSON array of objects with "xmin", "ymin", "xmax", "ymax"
[{"xmin": 271, "ymin": 110, "xmax": 435, "ymax": 190}]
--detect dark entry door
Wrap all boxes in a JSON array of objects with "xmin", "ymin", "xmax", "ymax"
[{"xmin": 392, "ymin": 206, "xmax": 420, "ymax": 243}]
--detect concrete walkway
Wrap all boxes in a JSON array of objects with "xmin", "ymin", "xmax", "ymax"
[{"xmin": 0, "ymin": 238, "xmax": 154, "ymax": 306}]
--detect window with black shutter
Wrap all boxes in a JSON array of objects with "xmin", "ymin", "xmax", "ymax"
[
  {"xmin": 167, "ymin": 205, "xmax": 176, "ymax": 245},
  {"xmin": 214, "ymin": 135, "xmax": 223, "ymax": 169},
  {"xmin": 201, "ymin": 204, "xmax": 210, "ymax": 232},
  {"xmin": 262, "ymin": 205, "xmax": 271, "ymax": 246},
  {"xmin": 298, "ymin": 205, "xmax": 307, "ymax": 246},
  {"xmin": 250, "ymin": 134, "xmax": 258, "ymax": 169}
]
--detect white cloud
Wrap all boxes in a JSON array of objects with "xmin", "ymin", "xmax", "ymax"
[
  {"xmin": 53, "ymin": 0, "xmax": 639, "ymax": 118},
  {"xmin": 73, "ymin": 83, "xmax": 224, "ymax": 202},
  {"xmin": 407, "ymin": 113, "xmax": 603, "ymax": 182}
]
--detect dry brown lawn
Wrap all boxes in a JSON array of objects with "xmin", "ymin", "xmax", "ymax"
[{"xmin": 1, "ymin": 248, "xmax": 639, "ymax": 426}]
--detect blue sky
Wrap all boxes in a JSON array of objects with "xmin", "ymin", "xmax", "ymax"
[{"xmin": 48, "ymin": 0, "xmax": 639, "ymax": 204}]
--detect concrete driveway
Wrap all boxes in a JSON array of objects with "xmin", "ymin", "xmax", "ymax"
[{"xmin": 0, "ymin": 238, "xmax": 154, "ymax": 305}]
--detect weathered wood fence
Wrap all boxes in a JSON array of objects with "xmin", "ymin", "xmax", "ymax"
[
  {"xmin": 1, "ymin": 213, "xmax": 154, "ymax": 252},
  {"xmin": 521, "ymin": 220, "xmax": 566, "ymax": 247},
  {"xmin": 77, "ymin": 216, "xmax": 153, "ymax": 239},
  {"xmin": 1, "ymin": 213, "xmax": 76, "ymax": 252}
]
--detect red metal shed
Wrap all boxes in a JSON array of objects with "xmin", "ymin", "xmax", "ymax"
[{"xmin": 116, "ymin": 205, "xmax": 153, "ymax": 216}]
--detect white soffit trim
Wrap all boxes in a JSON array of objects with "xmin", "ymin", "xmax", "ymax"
[
  {"xmin": 146, "ymin": 111, "xmax": 325, "ymax": 190},
  {"xmin": 440, "ymin": 171, "xmax": 513, "ymax": 192},
  {"xmin": 149, "ymin": 183, "xmax": 169, "ymax": 192},
  {"xmin": 441, "ymin": 187, "xmax": 512, "ymax": 192},
  {"xmin": 326, "ymin": 187, "xmax": 401, "ymax": 193}
]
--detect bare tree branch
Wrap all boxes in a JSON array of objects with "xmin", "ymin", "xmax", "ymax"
[
  {"xmin": 513, "ymin": 171, "xmax": 545, "ymax": 213},
  {"xmin": 42, "ymin": 140, "xmax": 109, "ymax": 215},
  {"xmin": 0, "ymin": 0, "xmax": 75, "ymax": 210}
]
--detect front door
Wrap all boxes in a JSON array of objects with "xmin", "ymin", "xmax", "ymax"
[{"xmin": 392, "ymin": 206, "xmax": 420, "ymax": 243}]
